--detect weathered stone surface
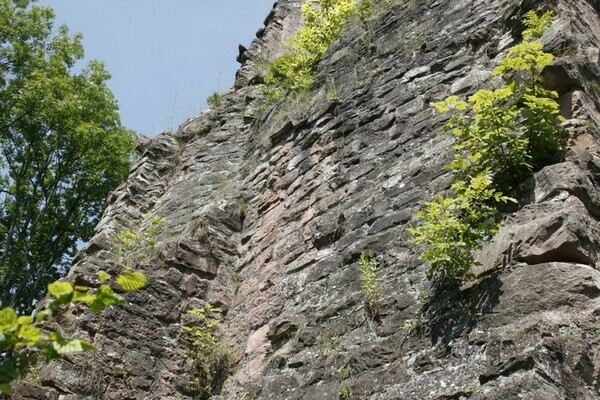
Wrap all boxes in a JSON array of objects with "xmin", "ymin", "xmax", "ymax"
[
  {"xmin": 12, "ymin": 0, "xmax": 600, "ymax": 399},
  {"xmin": 477, "ymin": 194, "xmax": 600, "ymax": 272}
]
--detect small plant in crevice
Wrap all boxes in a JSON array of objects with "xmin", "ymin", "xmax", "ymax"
[
  {"xmin": 116, "ymin": 216, "xmax": 165, "ymax": 271},
  {"xmin": 401, "ymin": 316, "xmax": 422, "ymax": 336},
  {"xmin": 582, "ymin": 324, "xmax": 600, "ymax": 336},
  {"xmin": 359, "ymin": 252, "xmax": 380, "ymax": 318},
  {"xmin": 463, "ymin": 384, "xmax": 478, "ymax": 397},
  {"xmin": 401, "ymin": 289, "xmax": 432, "ymax": 336},
  {"xmin": 339, "ymin": 384, "xmax": 353, "ymax": 399},
  {"xmin": 238, "ymin": 201, "xmax": 249, "ymax": 224},
  {"xmin": 409, "ymin": 10, "xmax": 565, "ymax": 285},
  {"xmin": 206, "ymin": 91, "xmax": 225, "ymax": 109},
  {"xmin": 317, "ymin": 326, "xmax": 344, "ymax": 358},
  {"xmin": 183, "ymin": 303, "xmax": 232, "ymax": 400},
  {"xmin": 326, "ymin": 77, "xmax": 340, "ymax": 101},
  {"xmin": 337, "ymin": 361, "xmax": 353, "ymax": 399}
]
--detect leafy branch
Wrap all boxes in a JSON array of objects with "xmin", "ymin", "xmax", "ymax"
[
  {"xmin": 409, "ymin": 11, "xmax": 564, "ymax": 284},
  {"xmin": 0, "ymin": 217, "xmax": 165, "ymax": 393}
]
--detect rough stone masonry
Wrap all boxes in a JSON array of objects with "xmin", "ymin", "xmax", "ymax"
[{"xmin": 11, "ymin": 0, "xmax": 600, "ymax": 398}]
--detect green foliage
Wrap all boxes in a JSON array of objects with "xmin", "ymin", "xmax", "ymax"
[
  {"xmin": 432, "ymin": 12, "xmax": 564, "ymax": 192},
  {"xmin": 432, "ymin": 88, "xmax": 529, "ymax": 190},
  {"xmin": 183, "ymin": 303, "xmax": 232, "ymax": 400},
  {"xmin": 410, "ymin": 11, "xmax": 563, "ymax": 284},
  {"xmin": 339, "ymin": 384, "xmax": 353, "ymax": 399},
  {"xmin": 116, "ymin": 216, "xmax": 165, "ymax": 269},
  {"xmin": 115, "ymin": 271, "xmax": 148, "ymax": 292},
  {"xmin": 206, "ymin": 91, "xmax": 225, "ymax": 109},
  {"xmin": 325, "ymin": 77, "xmax": 340, "ymax": 100},
  {"xmin": 522, "ymin": 10, "xmax": 554, "ymax": 40},
  {"xmin": 0, "ymin": 217, "xmax": 163, "ymax": 393},
  {"xmin": 0, "ymin": 267, "xmax": 146, "ymax": 393},
  {"xmin": 402, "ymin": 316, "xmax": 421, "ymax": 335},
  {"xmin": 359, "ymin": 251, "xmax": 380, "ymax": 317},
  {"xmin": 0, "ymin": 0, "xmax": 137, "ymax": 313},
  {"xmin": 264, "ymin": 0, "xmax": 373, "ymax": 98},
  {"xmin": 409, "ymin": 173, "xmax": 512, "ymax": 283}
]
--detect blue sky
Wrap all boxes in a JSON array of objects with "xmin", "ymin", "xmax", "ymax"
[{"xmin": 38, "ymin": 0, "xmax": 275, "ymax": 136}]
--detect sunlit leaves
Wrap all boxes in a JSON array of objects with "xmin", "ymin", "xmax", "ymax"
[
  {"xmin": 409, "ymin": 173, "xmax": 506, "ymax": 283},
  {"xmin": 47, "ymin": 332, "xmax": 94, "ymax": 355},
  {"xmin": 47, "ymin": 281, "xmax": 74, "ymax": 299},
  {"xmin": 97, "ymin": 270, "xmax": 111, "ymax": 282},
  {"xmin": 115, "ymin": 271, "xmax": 147, "ymax": 292},
  {"xmin": 264, "ymin": 0, "xmax": 374, "ymax": 98},
  {"xmin": 183, "ymin": 304, "xmax": 231, "ymax": 398},
  {"xmin": 493, "ymin": 41, "xmax": 554, "ymax": 76},
  {"xmin": 0, "ymin": 263, "xmax": 147, "ymax": 392},
  {"xmin": 522, "ymin": 10, "xmax": 554, "ymax": 40},
  {"xmin": 359, "ymin": 252, "xmax": 380, "ymax": 317},
  {"xmin": 0, "ymin": 308, "xmax": 18, "ymax": 331},
  {"xmin": 411, "ymin": 11, "xmax": 563, "ymax": 284}
]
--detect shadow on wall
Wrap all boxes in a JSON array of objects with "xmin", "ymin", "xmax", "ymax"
[{"xmin": 425, "ymin": 272, "xmax": 503, "ymax": 345}]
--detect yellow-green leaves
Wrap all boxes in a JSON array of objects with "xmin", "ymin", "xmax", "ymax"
[
  {"xmin": 183, "ymin": 304, "xmax": 231, "ymax": 398},
  {"xmin": 47, "ymin": 281, "xmax": 74, "ymax": 300},
  {"xmin": 431, "ymin": 95, "xmax": 468, "ymax": 113},
  {"xmin": 493, "ymin": 41, "xmax": 554, "ymax": 76},
  {"xmin": 88, "ymin": 285, "xmax": 124, "ymax": 313},
  {"xmin": 0, "ymin": 308, "xmax": 18, "ymax": 332},
  {"xmin": 409, "ymin": 173, "xmax": 503, "ymax": 283},
  {"xmin": 0, "ymin": 217, "xmax": 162, "ymax": 393},
  {"xmin": 116, "ymin": 217, "xmax": 165, "ymax": 269},
  {"xmin": 411, "ymin": 10, "xmax": 564, "ymax": 284},
  {"xmin": 264, "ymin": 0, "xmax": 373, "ymax": 98},
  {"xmin": 97, "ymin": 270, "xmax": 111, "ymax": 282},
  {"xmin": 47, "ymin": 332, "xmax": 94, "ymax": 355},
  {"xmin": 115, "ymin": 271, "xmax": 148, "ymax": 292},
  {"xmin": 0, "ymin": 307, "xmax": 43, "ymax": 392},
  {"xmin": 359, "ymin": 252, "xmax": 380, "ymax": 317},
  {"xmin": 522, "ymin": 10, "xmax": 554, "ymax": 40}
]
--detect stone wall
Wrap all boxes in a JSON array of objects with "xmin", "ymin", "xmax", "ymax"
[{"xmin": 12, "ymin": 0, "xmax": 600, "ymax": 399}]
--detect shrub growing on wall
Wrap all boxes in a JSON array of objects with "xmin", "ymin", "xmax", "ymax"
[
  {"xmin": 410, "ymin": 11, "xmax": 565, "ymax": 284},
  {"xmin": 264, "ymin": 0, "xmax": 374, "ymax": 98}
]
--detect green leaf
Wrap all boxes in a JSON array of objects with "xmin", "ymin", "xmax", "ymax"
[
  {"xmin": 16, "ymin": 324, "xmax": 41, "ymax": 345},
  {"xmin": 0, "ymin": 362, "xmax": 19, "ymax": 393},
  {"xmin": 115, "ymin": 271, "xmax": 148, "ymax": 291},
  {"xmin": 35, "ymin": 309, "xmax": 53, "ymax": 322},
  {"xmin": 47, "ymin": 281, "xmax": 74, "ymax": 299},
  {"xmin": 89, "ymin": 284, "xmax": 124, "ymax": 313},
  {"xmin": 97, "ymin": 270, "xmax": 111, "ymax": 282},
  {"xmin": 0, "ymin": 0, "xmax": 137, "ymax": 311},
  {"xmin": 0, "ymin": 383, "xmax": 10, "ymax": 394},
  {"xmin": 16, "ymin": 316, "xmax": 32, "ymax": 326},
  {"xmin": 73, "ymin": 288, "xmax": 96, "ymax": 304},
  {"xmin": 0, "ymin": 308, "xmax": 17, "ymax": 330},
  {"xmin": 49, "ymin": 332, "xmax": 95, "ymax": 354}
]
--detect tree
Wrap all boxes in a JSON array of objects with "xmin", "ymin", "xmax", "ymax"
[{"xmin": 0, "ymin": 0, "xmax": 137, "ymax": 313}]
